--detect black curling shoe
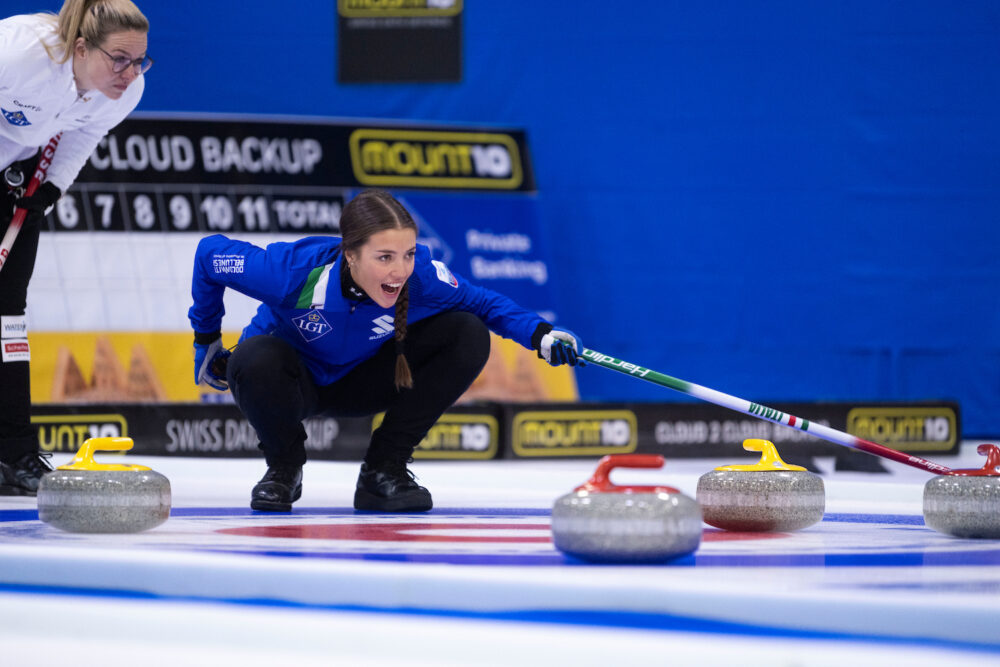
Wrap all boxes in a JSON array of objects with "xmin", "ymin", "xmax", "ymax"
[
  {"xmin": 354, "ymin": 461, "xmax": 433, "ymax": 512},
  {"xmin": 250, "ymin": 465, "xmax": 303, "ymax": 511},
  {"xmin": 0, "ymin": 452, "xmax": 54, "ymax": 496}
]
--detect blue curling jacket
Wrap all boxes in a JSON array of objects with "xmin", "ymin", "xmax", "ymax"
[{"xmin": 188, "ymin": 234, "xmax": 547, "ymax": 385}]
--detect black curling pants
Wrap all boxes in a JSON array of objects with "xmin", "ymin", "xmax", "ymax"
[
  {"xmin": 226, "ymin": 311, "xmax": 491, "ymax": 468},
  {"xmin": 0, "ymin": 155, "xmax": 43, "ymax": 465}
]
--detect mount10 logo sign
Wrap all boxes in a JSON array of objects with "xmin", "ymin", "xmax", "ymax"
[
  {"xmin": 44, "ymin": 114, "xmax": 534, "ymax": 235},
  {"xmin": 510, "ymin": 410, "xmax": 638, "ymax": 457}
]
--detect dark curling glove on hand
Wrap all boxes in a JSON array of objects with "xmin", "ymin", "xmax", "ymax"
[{"xmin": 14, "ymin": 182, "xmax": 61, "ymax": 215}]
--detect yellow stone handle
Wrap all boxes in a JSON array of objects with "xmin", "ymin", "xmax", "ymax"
[
  {"xmin": 58, "ymin": 437, "xmax": 151, "ymax": 472},
  {"xmin": 714, "ymin": 438, "xmax": 807, "ymax": 472}
]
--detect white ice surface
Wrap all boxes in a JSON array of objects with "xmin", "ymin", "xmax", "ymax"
[{"xmin": 1, "ymin": 441, "xmax": 998, "ymax": 666}]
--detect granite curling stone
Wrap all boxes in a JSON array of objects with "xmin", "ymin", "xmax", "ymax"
[
  {"xmin": 923, "ymin": 443, "xmax": 1000, "ymax": 539},
  {"xmin": 38, "ymin": 437, "xmax": 171, "ymax": 534},
  {"xmin": 551, "ymin": 454, "xmax": 702, "ymax": 563},
  {"xmin": 696, "ymin": 439, "xmax": 825, "ymax": 532}
]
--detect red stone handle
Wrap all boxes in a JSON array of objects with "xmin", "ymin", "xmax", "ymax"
[
  {"xmin": 575, "ymin": 454, "xmax": 681, "ymax": 494},
  {"xmin": 948, "ymin": 444, "xmax": 1000, "ymax": 477}
]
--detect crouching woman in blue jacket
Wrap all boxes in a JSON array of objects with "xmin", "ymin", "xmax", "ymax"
[{"xmin": 189, "ymin": 189, "xmax": 583, "ymax": 512}]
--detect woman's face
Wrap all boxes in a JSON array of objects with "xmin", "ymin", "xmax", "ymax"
[
  {"xmin": 346, "ymin": 227, "xmax": 417, "ymax": 309},
  {"xmin": 73, "ymin": 30, "xmax": 147, "ymax": 100}
]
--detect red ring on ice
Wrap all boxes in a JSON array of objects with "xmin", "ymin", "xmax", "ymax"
[{"xmin": 217, "ymin": 523, "xmax": 789, "ymax": 543}]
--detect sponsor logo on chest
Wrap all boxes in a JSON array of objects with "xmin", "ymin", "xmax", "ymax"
[
  {"xmin": 12, "ymin": 99, "xmax": 41, "ymax": 112},
  {"xmin": 292, "ymin": 310, "xmax": 333, "ymax": 342},
  {"xmin": 370, "ymin": 315, "xmax": 394, "ymax": 340},
  {"xmin": 1, "ymin": 108, "xmax": 31, "ymax": 126}
]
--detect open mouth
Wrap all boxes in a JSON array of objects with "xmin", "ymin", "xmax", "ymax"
[{"xmin": 381, "ymin": 282, "xmax": 402, "ymax": 296}]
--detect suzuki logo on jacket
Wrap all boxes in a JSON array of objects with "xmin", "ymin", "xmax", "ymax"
[
  {"xmin": 292, "ymin": 310, "xmax": 332, "ymax": 341},
  {"xmin": 370, "ymin": 315, "xmax": 394, "ymax": 338}
]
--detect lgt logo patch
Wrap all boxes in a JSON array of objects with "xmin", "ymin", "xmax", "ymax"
[
  {"xmin": 292, "ymin": 310, "xmax": 332, "ymax": 342},
  {"xmin": 2, "ymin": 108, "xmax": 31, "ymax": 126}
]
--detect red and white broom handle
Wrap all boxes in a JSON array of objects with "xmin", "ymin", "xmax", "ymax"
[{"xmin": 0, "ymin": 134, "xmax": 61, "ymax": 273}]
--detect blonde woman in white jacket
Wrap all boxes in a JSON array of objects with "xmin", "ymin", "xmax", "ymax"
[{"xmin": 0, "ymin": 0, "xmax": 149, "ymax": 495}]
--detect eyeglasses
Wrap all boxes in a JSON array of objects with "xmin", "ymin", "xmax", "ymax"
[{"xmin": 91, "ymin": 43, "xmax": 153, "ymax": 74}]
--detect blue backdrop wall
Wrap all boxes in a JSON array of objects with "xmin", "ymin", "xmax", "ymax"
[{"xmin": 8, "ymin": 1, "xmax": 1000, "ymax": 435}]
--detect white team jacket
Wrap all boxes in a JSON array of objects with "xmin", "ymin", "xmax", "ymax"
[{"xmin": 0, "ymin": 14, "xmax": 144, "ymax": 191}]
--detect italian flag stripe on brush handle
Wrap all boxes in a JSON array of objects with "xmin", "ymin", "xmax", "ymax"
[{"xmin": 581, "ymin": 348, "xmax": 952, "ymax": 474}]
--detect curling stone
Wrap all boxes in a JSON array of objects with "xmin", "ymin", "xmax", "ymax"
[
  {"xmin": 38, "ymin": 437, "xmax": 171, "ymax": 534},
  {"xmin": 697, "ymin": 439, "xmax": 825, "ymax": 532},
  {"xmin": 551, "ymin": 454, "xmax": 702, "ymax": 563},
  {"xmin": 923, "ymin": 444, "xmax": 1000, "ymax": 539}
]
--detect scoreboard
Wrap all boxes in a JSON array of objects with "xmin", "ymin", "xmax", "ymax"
[
  {"xmin": 49, "ymin": 180, "xmax": 345, "ymax": 236},
  {"xmin": 46, "ymin": 114, "xmax": 535, "ymax": 236}
]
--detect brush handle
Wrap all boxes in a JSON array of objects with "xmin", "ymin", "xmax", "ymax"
[
  {"xmin": 582, "ymin": 348, "xmax": 952, "ymax": 474},
  {"xmin": 0, "ymin": 135, "xmax": 61, "ymax": 273}
]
